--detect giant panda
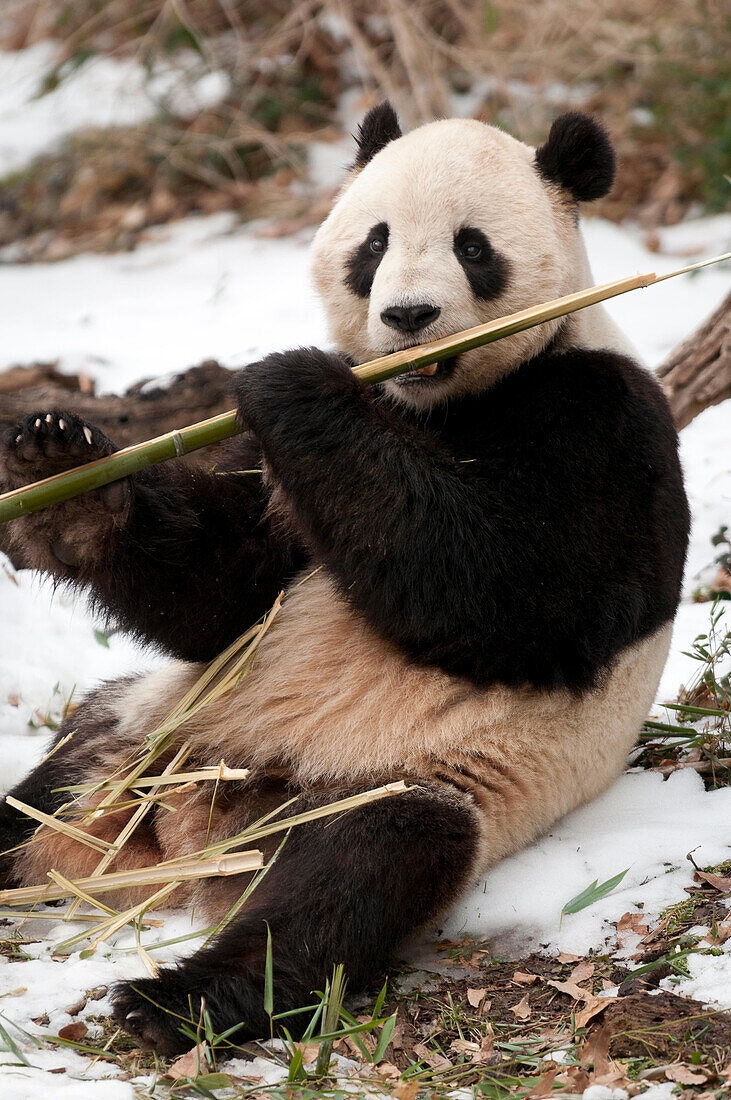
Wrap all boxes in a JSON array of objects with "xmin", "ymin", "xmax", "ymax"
[{"xmin": 0, "ymin": 103, "xmax": 689, "ymax": 1055}]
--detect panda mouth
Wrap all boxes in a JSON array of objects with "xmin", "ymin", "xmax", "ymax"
[{"xmin": 393, "ymin": 355, "xmax": 458, "ymax": 385}]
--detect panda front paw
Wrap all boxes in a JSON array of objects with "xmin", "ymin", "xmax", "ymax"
[
  {"xmin": 2, "ymin": 412, "xmax": 116, "ymax": 486},
  {"xmin": 1, "ymin": 412, "xmax": 130, "ymax": 574},
  {"xmin": 232, "ymin": 347, "xmax": 359, "ymax": 445}
]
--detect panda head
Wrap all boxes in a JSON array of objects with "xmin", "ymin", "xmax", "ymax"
[{"xmin": 310, "ymin": 103, "xmax": 615, "ymax": 407}]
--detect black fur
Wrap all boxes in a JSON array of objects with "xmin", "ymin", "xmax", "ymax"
[
  {"xmin": 234, "ymin": 345, "xmax": 688, "ymax": 692},
  {"xmin": 453, "ymin": 226, "xmax": 510, "ymax": 300},
  {"xmin": 0, "ymin": 419, "xmax": 306, "ymax": 663},
  {"xmin": 345, "ymin": 222, "xmax": 389, "ymax": 298},
  {"xmin": 111, "ymin": 785, "xmax": 478, "ymax": 1056},
  {"xmin": 535, "ymin": 112, "xmax": 616, "ymax": 202},
  {"xmin": 352, "ymin": 101, "xmax": 402, "ymax": 170},
  {"xmin": 0, "ymin": 686, "xmax": 125, "ymax": 885}
]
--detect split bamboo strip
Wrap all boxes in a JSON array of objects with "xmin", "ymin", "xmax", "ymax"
[
  {"xmin": 47, "ymin": 869, "xmax": 118, "ymax": 916},
  {"xmin": 156, "ymin": 780, "xmax": 411, "ymax": 866},
  {"xmin": 64, "ymin": 595, "xmax": 283, "ymax": 919},
  {"xmin": 0, "ymin": 909, "xmax": 115, "ymax": 923},
  {"xmin": 63, "ymin": 764, "xmax": 251, "ymax": 795},
  {"xmin": 5, "ymin": 796, "xmax": 114, "ymax": 854},
  {"xmin": 0, "ymin": 252, "xmax": 727, "ymax": 525},
  {"xmin": 90, "ymin": 880, "xmax": 181, "ymax": 949},
  {"xmin": 0, "ymin": 850, "xmax": 264, "ymax": 907}
]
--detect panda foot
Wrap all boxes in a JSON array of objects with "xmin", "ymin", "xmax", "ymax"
[{"xmin": 111, "ymin": 978, "xmax": 199, "ymax": 1058}]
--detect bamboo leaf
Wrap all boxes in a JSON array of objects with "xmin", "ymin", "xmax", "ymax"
[{"xmin": 561, "ymin": 868, "xmax": 630, "ymax": 918}]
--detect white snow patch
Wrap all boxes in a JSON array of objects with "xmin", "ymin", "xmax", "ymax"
[
  {"xmin": 0, "ymin": 41, "xmax": 230, "ymax": 178},
  {"xmin": 441, "ymin": 769, "xmax": 730, "ymax": 960}
]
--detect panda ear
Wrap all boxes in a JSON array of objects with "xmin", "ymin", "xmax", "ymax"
[
  {"xmin": 352, "ymin": 101, "xmax": 402, "ymax": 170},
  {"xmin": 535, "ymin": 112, "xmax": 615, "ymax": 202}
]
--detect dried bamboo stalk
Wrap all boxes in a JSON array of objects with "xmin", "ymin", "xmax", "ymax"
[
  {"xmin": 5, "ymin": 795, "xmax": 114, "ymax": 854},
  {"xmin": 0, "ymin": 850, "xmax": 264, "ymax": 907}
]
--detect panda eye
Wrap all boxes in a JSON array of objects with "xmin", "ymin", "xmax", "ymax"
[
  {"xmin": 462, "ymin": 242, "xmax": 482, "ymax": 260},
  {"xmin": 369, "ymin": 237, "xmax": 386, "ymax": 255}
]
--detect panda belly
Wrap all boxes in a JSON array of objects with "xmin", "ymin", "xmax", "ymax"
[{"xmin": 107, "ymin": 570, "xmax": 672, "ymax": 874}]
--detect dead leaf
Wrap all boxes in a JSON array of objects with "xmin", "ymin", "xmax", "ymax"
[
  {"xmin": 299, "ymin": 1042, "xmax": 320, "ymax": 1065},
  {"xmin": 375, "ymin": 1062, "xmax": 400, "ymax": 1078},
  {"xmin": 513, "ymin": 970, "xmax": 539, "ymax": 985},
  {"xmin": 557, "ymin": 952, "xmax": 582, "ymax": 963},
  {"xmin": 568, "ymin": 961, "xmax": 595, "ymax": 984},
  {"xmin": 696, "ymin": 871, "xmax": 731, "ymax": 893},
  {"xmin": 510, "ymin": 993, "xmax": 531, "ymax": 1020},
  {"xmin": 526, "ymin": 1067, "xmax": 558, "ymax": 1098},
  {"xmin": 703, "ymin": 920, "xmax": 731, "ymax": 946},
  {"xmin": 546, "ymin": 978, "xmax": 589, "ymax": 1001},
  {"xmin": 616, "ymin": 911, "xmax": 650, "ymax": 949},
  {"xmin": 665, "ymin": 1064, "xmax": 709, "ymax": 1085},
  {"xmin": 466, "ymin": 986, "xmax": 487, "ymax": 1008},
  {"xmin": 580, "ymin": 1024, "xmax": 611, "ymax": 1074},
  {"xmin": 451, "ymin": 1038, "xmax": 479, "ymax": 1055},
  {"xmin": 575, "ymin": 997, "xmax": 612, "ymax": 1029},
  {"xmin": 57, "ymin": 1021, "xmax": 88, "ymax": 1042},
  {"xmin": 394, "ymin": 1082, "xmax": 418, "ymax": 1100},
  {"xmin": 167, "ymin": 1044, "xmax": 207, "ymax": 1080},
  {"xmin": 413, "ymin": 1042, "xmax": 452, "ymax": 1070}
]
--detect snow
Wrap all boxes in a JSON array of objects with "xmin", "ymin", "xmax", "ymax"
[
  {"xmin": 0, "ymin": 42, "xmax": 230, "ymax": 179},
  {"xmin": 441, "ymin": 769, "xmax": 731, "ymax": 963}
]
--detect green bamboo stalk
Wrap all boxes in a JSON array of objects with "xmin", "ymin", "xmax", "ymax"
[{"xmin": 0, "ymin": 251, "xmax": 727, "ymax": 525}]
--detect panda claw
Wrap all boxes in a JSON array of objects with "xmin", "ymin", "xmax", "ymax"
[
  {"xmin": 15, "ymin": 434, "xmax": 22, "ymax": 444},
  {"xmin": 58, "ymin": 418, "xmax": 67, "ymax": 431},
  {"xmin": 83, "ymin": 426, "xmax": 93, "ymax": 445},
  {"xmin": 34, "ymin": 418, "xmax": 42, "ymax": 430}
]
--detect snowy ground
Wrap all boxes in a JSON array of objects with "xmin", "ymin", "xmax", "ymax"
[{"xmin": 0, "ymin": 40, "xmax": 730, "ymax": 1096}]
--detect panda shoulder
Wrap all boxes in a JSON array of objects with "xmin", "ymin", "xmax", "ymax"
[{"xmin": 530, "ymin": 346, "xmax": 676, "ymax": 442}]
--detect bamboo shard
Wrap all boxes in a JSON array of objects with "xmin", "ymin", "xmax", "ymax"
[{"xmin": 0, "ymin": 252, "xmax": 728, "ymax": 525}]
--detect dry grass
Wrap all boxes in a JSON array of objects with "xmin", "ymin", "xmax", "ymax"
[{"xmin": 0, "ymin": 0, "xmax": 727, "ymax": 260}]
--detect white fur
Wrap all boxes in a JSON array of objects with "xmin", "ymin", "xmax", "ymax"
[{"xmin": 311, "ymin": 117, "xmax": 635, "ymax": 408}]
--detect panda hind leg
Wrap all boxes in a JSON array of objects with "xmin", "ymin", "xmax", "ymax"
[
  {"xmin": 0, "ymin": 683, "xmax": 162, "ymax": 896},
  {"xmin": 111, "ymin": 783, "xmax": 480, "ymax": 1056}
]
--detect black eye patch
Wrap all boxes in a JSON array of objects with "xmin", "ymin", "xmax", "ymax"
[
  {"xmin": 345, "ymin": 222, "xmax": 389, "ymax": 298},
  {"xmin": 453, "ymin": 226, "xmax": 510, "ymax": 301}
]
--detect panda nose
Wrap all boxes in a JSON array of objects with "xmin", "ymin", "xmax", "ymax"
[{"xmin": 380, "ymin": 303, "xmax": 441, "ymax": 334}]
